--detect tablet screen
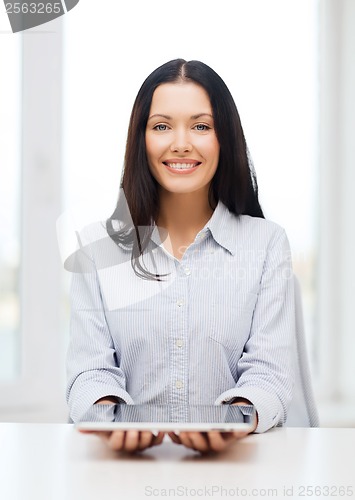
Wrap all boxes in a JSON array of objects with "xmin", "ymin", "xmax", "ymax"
[{"xmin": 75, "ymin": 404, "xmax": 256, "ymax": 433}]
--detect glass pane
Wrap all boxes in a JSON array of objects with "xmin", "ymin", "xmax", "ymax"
[{"xmin": 0, "ymin": 35, "xmax": 22, "ymax": 381}]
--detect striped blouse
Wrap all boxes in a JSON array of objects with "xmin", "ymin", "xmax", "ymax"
[{"xmin": 66, "ymin": 200, "xmax": 295, "ymax": 433}]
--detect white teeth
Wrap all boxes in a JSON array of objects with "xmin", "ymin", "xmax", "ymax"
[{"xmin": 166, "ymin": 163, "xmax": 198, "ymax": 170}]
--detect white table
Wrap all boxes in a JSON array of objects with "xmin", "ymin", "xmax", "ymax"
[{"xmin": 0, "ymin": 424, "xmax": 354, "ymax": 500}]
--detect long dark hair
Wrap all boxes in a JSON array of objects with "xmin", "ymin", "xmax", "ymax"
[{"xmin": 106, "ymin": 58, "xmax": 264, "ymax": 281}]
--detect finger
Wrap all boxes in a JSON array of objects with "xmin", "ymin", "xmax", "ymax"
[
  {"xmin": 78, "ymin": 429, "xmax": 110, "ymax": 436},
  {"xmin": 232, "ymin": 430, "xmax": 249, "ymax": 439},
  {"xmin": 178, "ymin": 432, "xmax": 197, "ymax": 450},
  {"xmin": 168, "ymin": 432, "xmax": 182, "ymax": 445},
  {"xmin": 138, "ymin": 431, "xmax": 155, "ymax": 450},
  {"xmin": 151, "ymin": 431, "xmax": 165, "ymax": 447},
  {"xmin": 185, "ymin": 432, "xmax": 210, "ymax": 453},
  {"xmin": 80, "ymin": 430, "xmax": 112, "ymax": 442},
  {"xmin": 108, "ymin": 430, "xmax": 125, "ymax": 450},
  {"xmin": 123, "ymin": 430, "xmax": 140, "ymax": 452},
  {"xmin": 220, "ymin": 432, "xmax": 236, "ymax": 441},
  {"xmin": 206, "ymin": 431, "xmax": 231, "ymax": 452}
]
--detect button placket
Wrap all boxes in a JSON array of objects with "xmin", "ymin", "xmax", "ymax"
[
  {"xmin": 184, "ymin": 266, "xmax": 191, "ymax": 276},
  {"xmin": 170, "ymin": 262, "xmax": 189, "ymax": 405}
]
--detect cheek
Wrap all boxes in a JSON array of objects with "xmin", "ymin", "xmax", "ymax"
[
  {"xmin": 145, "ymin": 134, "xmax": 167, "ymax": 160},
  {"xmin": 196, "ymin": 136, "xmax": 220, "ymax": 160},
  {"xmin": 205, "ymin": 145, "xmax": 220, "ymax": 166},
  {"xmin": 145, "ymin": 135, "xmax": 154, "ymax": 160}
]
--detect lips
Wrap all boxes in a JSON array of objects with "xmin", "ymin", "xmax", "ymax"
[{"xmin": 164, "ymin": 159, "xmax": 201, "ymax": 164}]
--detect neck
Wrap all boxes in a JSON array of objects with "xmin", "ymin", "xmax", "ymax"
[{"xmin": 156, "ymin": 189, "xmax": 216, "ymax": 235}]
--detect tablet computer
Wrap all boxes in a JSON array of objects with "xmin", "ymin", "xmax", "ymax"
[{"xmin": 75, "ymin": 404, "xmax": 256, "ymax": 433}]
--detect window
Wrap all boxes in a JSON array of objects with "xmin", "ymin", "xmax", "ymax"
[
  {"xmin": 0, "ymin": 35, "xmax": 22, "ymax": 382},
  {"xmin": 3, "ymin": 0, "xmax": 333, "ymax": 422}
]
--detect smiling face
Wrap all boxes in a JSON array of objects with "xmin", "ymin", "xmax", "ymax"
[{"xmin": 145, "ymin": 82, "xmax": 220, "ymax": 199}]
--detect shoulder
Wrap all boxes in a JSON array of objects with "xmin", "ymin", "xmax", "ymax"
[
  {"xmin": 231, "ymin": 216, "xmax": 292, "ymax": 275},
  {"xmin": 77, "ymin": 220, "xmax": 111, "ymax": 245},
  {"xmin": 237, "ymin": 214, "xmax": 287, "ymax": 241},
  {"xmin": 71, "ymin": 220, "xmax": 121, "ymax": 268},
  {"xmin": 218, "ymin": 201, "xmax": 286, "ymax": 242},
  {"xmin": 212, "ymin": 202, "xmax": 290, "ymax": 257}
]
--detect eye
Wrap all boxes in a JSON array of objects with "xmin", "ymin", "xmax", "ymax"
[
  {"xmin": 194, "ymin": 124, "xmax": 211, "ymax": 131},
  {"xmin": 153, "ymin": 124, "xmax": 169, "ymax": 131}
]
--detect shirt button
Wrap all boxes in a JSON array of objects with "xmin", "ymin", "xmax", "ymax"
[
  {"xmin": 184, "ymin": 266, "xmax": 191, "ymax": 275},
  {"xmin": 176, "ymin": 299, "xmax": 184, "ymax": 307},
  {"xmin": 176, "ymin": 339, "xmax": 184, "ymax": 348},
  {"xmin": 175, "ymin": 380, "xmax": 184, "ymax": 389}
]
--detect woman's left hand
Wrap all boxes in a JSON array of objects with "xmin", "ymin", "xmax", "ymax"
[
  {"xmin": 167, "ymin": 429, "xmax": 250, "ymax": 453},
  {"xmin": 168, "ymin": 400, "xmax": 257, "ymax": 453}
]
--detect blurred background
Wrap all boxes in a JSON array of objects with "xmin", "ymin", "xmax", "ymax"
[{"xmin": 0, "ymin": 0, "xmax": 354, "ymax": 425}]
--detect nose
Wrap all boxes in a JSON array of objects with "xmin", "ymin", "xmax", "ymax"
[{"xmin": 170, "ymin": 128, "xmax": 192, "ymax": 152}]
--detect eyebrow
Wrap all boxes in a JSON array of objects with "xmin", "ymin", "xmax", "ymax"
[{"xmin": 148, "ymin": 113, "xmax": 214, "ymax": 121}]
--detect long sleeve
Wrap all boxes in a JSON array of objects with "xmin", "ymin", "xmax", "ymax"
[
  {"xmin": 214, "ymin": 227, "xmax": 296, "ymax": 433},
  {"xmin": 66, "ymin": 237, "xmax": 133, "ymax": 422}
]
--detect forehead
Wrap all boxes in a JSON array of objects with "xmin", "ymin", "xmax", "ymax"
[{"xmin": 149, "ymin": 82, "xmax": 212, "ymax": 114}]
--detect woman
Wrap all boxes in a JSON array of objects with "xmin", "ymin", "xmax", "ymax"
[{"xmin": 66, "ymin": 59, "xmax": 295, "ymax": 454}]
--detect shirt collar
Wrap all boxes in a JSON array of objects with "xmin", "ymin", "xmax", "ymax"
[
  {"xmin": 203, "ymin": 200, "xmax": 237, "ymax": 256},
  {"xmin": 150, "ymin": 200, "xmax": 237, "ymax": 256}
]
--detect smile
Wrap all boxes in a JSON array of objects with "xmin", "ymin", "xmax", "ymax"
[{"xmin": 163, "ymin": 162, "xmax": 201, "ymax": 170}]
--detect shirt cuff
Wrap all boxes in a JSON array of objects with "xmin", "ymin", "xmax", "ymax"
[
  {"xmin": 68, "ymin": 381, "xmax": 134, "ymax": 422},
  {"xmin": 214, "ymin": 386, "xmax": 284, "ymax": 433}
]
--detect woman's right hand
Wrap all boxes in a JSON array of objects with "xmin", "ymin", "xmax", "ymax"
[
  {"xmin": 79, "ymin": 429, "xmax": 165, "ymax": 453},
  {"xmin": 79, "ymin": 398, "xmax": 165, "ymax": 452}
]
